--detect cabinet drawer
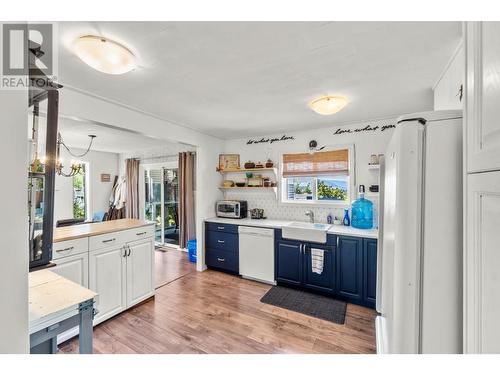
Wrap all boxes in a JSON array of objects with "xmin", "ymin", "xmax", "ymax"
[
  {"xmin": 206, "ymin": 230, "xmax": 238, "ymax": 252},
  {"xmin": 121, "ymin": 225, "xmax": 155, "ymax": 243},
  {"xmin": 205, "ymin": 222, "xmax": 238, "ymax": 234},
  {"xmin": 206, "ymin": 248, "xmax": 238, "ymax": 273},
  {"xmin": 89, "ymin": 231, "xmax": 128, "ymax": 251},
  {"xmin": 52, "ymin": 238, "xmax": 88, "ymax": 260}
]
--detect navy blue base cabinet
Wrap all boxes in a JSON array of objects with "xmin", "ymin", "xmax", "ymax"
[
  {"xmin": 275, "ymin": 230, "xmax": 377, "ymax": 309},
  {"xmin": 205, "ymin": 223, "xmax": 239, "ymax": 274}
]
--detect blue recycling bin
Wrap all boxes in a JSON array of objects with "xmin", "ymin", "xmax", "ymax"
[{"xmin": 187, "ymin": 240, "xmax": 197, "ymax": 263}]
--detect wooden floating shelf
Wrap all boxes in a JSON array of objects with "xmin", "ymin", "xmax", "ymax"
[{"xmin": 218, "ymin": 167, "xmax": 277, "ymax": 174}]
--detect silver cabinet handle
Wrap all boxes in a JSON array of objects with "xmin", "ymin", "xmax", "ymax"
[
  {"xmin": 217, "ymin": 257, "xmax": 225, "ymax": 262},
  {"xmin": 217, "ymin": 226, "xmax": 225, "ymax": 230},
  {"xmin": 102, "ymin": 238, "xmax": 116, "ymax": 244},
  {"xmin": 127, "ymin": 246, "xmax": 131, "ymax": 257},
  {"xmin": 218, "ymin": 240, "xmax": 225, "ymax": 244},
  {"xmin": 136, "ymin": 231, "xmax": 146, "ymax": 236},
  {"xmin": 336, "ymin": 237, "xmax": 340, "ymax": 248},
  {"xmin": 56, "ymin": 246, "xmax": 74, "ymax": 253},
  {"xmin": 122, "ymin": 246, "xmax": 127, "ymax": 257}
]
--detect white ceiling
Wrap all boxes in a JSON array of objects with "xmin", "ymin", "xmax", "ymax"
[
  {"xmin": 58, "ymin": 116, "xmax": 192, "ymax": 155},
  {"xmin": 57, "ymin": 22, "xmax": 462, "ymax": 139}
]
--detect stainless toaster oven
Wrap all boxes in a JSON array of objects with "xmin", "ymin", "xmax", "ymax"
[{"xmin": 216, "ymin": 200, "xmax": 248, "ymax": 219}]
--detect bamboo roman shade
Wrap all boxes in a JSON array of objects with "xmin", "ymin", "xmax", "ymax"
[{"xmin": 282, "ymin": 149, "xmax": 349, "ymax": 177}]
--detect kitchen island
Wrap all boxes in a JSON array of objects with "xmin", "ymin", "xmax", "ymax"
[
  {"xmin": 50, "ymin": 219, "xmax": 155, "ymax": 343},
  {"xmin": 29, "ymin": 270, "xmax": 96, "ymax": 354}
]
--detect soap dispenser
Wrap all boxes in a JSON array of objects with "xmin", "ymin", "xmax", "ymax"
[{"xmin": 351, "ymin": 185, "xmax": 374, "ymax": 229}]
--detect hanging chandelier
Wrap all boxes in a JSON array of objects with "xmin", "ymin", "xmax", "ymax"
[{"xmin": 55, "ymin": 133, "xmax": 96, "ymax": 177}]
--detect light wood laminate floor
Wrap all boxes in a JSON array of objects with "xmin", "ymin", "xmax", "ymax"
[
  {"xmin": 155, "ymin": 247, "xmax": 196, "ymax": 288},
  {"xmin": 59, "ymin": 269, "xmax": 377, "ymax": 354}
]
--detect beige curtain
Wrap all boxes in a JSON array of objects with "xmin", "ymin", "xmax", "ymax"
[
  {"xmin": 125, "ymin": 158, "xmax": 140, "ymax": 219},
  {"xmin": 179, "ymin": 152, "xmax": 196, "ymax": 249}
]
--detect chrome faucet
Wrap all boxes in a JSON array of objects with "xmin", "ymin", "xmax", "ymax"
[{"xmin": 305, "ymin": 210, "xmax": 315, "ymax": 223}]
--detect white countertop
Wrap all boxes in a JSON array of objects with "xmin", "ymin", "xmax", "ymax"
[
  {"xmin": 206, "ymin": 217, "xmax": 378, "ymax": 239},
  {"xmin": 29, "ymin": 270, "xmax": 97, "ymax": 334}
]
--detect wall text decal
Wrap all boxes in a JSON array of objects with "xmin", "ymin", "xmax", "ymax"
[
  {"xmin": 333, "ymin": 124, "xmax": 396, "ymax": 135},
  {"xmin": 247, "ymin": 134, "xmax": 296, "ymax": 145}
]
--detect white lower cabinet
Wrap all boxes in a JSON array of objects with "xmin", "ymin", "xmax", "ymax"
[
  {"xmin": 126, "ymin": 239, "xmax": 155, "ymax": 307},
  {"xmin": 465, "ymin": 171, "xmax": 500, "ymax": 353},
  {"xmin": 52, "ymin": 251, "xmax": 89, "ymax": 288},
  {"xmin": 90, "ymin": 245, "xmax": 128, "ymax": 325},
  {"xmin": 52, "ymin": 224, "xmax": 155, "ymax": 344}
]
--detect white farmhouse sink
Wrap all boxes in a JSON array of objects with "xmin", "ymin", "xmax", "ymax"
[{"xmin": 281, "ymin": 222, "xmax": 332, "ymax": 244}]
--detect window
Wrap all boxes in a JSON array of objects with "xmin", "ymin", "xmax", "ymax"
[
  {"xmin": 281, "ymin": 148, "xmax": 352, "ymax": 204},
  {"xmin": 73, "ymin": 164, "xmax": 88, "ymax": 219}
]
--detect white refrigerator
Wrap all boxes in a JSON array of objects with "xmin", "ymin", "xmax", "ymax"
[{"xmin": 376, "ymin": 110, "xmax": 463, "ymax": 354}]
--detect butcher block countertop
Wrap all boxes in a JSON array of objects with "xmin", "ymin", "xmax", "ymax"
[{"xmin": 53, "ymin": 219, "xmax": 154, "ymax": 243}]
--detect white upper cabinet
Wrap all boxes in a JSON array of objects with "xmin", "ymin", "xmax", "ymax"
[{"xmin": 466, "ymin": 22, "xmax": 500, "ymax": 173}]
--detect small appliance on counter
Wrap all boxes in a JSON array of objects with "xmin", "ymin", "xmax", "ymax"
[
  {"xmin": 216, "ymin": 200, "xmax": 248, "ymax": 219},
  {"xmin": 250, "ymin": 208, "xmax": 266, "ymax": 219}
]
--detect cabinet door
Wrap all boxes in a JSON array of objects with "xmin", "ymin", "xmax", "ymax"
[
  {"xmin": 126, "ymin": 239, "xmax": 154, "ymax": 307},
  {"xmin": 466, "ymin": 22, "xmax": 500, "ymax": 173},
  {"xmin": 89, "ymin": 245, "xmax": 127, "ymax": 324},
  {"xmin": 51, "ymin": 252, "xmax": 89, "ymax": 288},
  {"xmin": 336, "ymin": 236, "xmax": 363, "ymax": 303},
  {"xmin": 276, "ymin": 240, "xmax": 302, "ymax": 285},
  {"xmin": 303, "ymin": 243, "xmax": 335, "ymax": 293},
  {"xmin": 363, "ymin": 238, "xmax": 378, "ymax": 307},
  {"xmin": 465, "ymin": 171, "xmax": 500, "ymax": 353}
]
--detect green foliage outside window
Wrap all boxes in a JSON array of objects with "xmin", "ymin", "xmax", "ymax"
[
  {"xmin": 295, "ymin": 183, "xmax": 312, "ymax": 195},
  {"xmin": 317, "ymin": 180, "xmax": 347, "ymax": 201}
]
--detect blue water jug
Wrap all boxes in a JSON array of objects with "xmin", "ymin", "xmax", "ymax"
[{"xmin": 351, "ymin": 185, "xmax": 373, "ymax": 229}]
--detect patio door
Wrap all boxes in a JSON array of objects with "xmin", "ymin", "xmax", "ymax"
[{"xmin": 144, "ymin": 167, "xmax": 180, "ymax": 246}]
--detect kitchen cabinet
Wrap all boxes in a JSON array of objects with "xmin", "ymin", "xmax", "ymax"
[
  {"xmin": 52, "ymin": 252, "xmax": 89, "ymax": 288},
  {"xmin": 275, "ymin": 234, "xmax": 376, "ymax": 308},
  {"xmin": 276, "ymin": 236, "xmax": 335, "ymax": 292},
  {"xmin": 336, "ymin": 236, "xmax": 363, "ymax": 304},
  {"xmin": 363, "ymin": 238, "xmax": 378, "ymax": 307},
  {"xmin": 126, "ymin": 239, "xmax": 155, "ymax": 307},
  {"xmin": 465, "ymin": 171, "xmax": 500, "ymax": 353},
  {"xmin": 89, "ymin": 245, "xmax": 127, "ymax": 325},
  {"xmin": 205, "ymin": 223, "xmax": 239, "ymax": 274},
  {"xmin": 276, "ymin": 240, "xmax": 302, "ymax": 285},
  {"xmin": 303, "ymin": 243, "xmax": 335, "ymax": 293},
  {"xmin": 465, "ymin": 22, "xmax": 500, "ymax": 173}
]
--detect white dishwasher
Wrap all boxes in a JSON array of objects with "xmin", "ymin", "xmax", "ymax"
[{"xmin": 238, "ymin": 226, "xmax": 275, "ymax": 284}]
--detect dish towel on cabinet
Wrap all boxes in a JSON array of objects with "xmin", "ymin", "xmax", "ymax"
[{"xmin": 311, "ymin": 248, "xmax": 324, "ymax": 274}]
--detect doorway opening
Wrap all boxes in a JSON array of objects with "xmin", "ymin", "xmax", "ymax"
[{"xmin": 144, "ymin": 166, "xmax": 180, "ymax": 247}]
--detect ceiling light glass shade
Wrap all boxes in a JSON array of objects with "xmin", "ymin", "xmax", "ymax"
[
  {"xmin": 73, "ymin": 35, "xmax": 136, "ymax": 75},
  {"xmin": 309, "ymin": 95, "xmax": 348, "ymax": 115}
]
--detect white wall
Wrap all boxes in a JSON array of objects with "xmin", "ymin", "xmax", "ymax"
[
  {"xmin": 433, "ymin": 41, "xmax": 464, "ymax": 111},
  {"xmin": 0, "ymin": 88, "xmax": 29, "ymax": 353},
  {"xmin": 54, "ymin": 148, "xmax": 119, "ymax": 223},
  {"xmin": 224, "ymin": 118, "xmax": 396, "ymax": 223},
  {"xmin": 59, "ymin": 87, "xmax": 224, "ymax": 271}
]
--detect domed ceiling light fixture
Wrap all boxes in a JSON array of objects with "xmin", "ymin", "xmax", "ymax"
[
  {"xmin": 73, "ymin": 35, "xmax": 137, "ymax": 75},
  {"xmin": 309, "ymin": 95, "xmax": 348, "ymax": 115}
]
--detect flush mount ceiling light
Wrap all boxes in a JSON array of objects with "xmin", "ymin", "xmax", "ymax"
[
  {"xmin": 73, "ymin": 35, "xmax": 136, "ymax": 75},
  {"xmin": 309, "ymin": 95, "xmax": 348, "ymax": 115}
]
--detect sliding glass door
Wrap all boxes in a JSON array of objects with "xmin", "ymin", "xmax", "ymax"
[{"xmin": 144, "ymin": 167, "xmax": 179, "ymax": 246}]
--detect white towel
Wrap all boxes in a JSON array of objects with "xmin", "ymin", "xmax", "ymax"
[{"xmin": 311, "ymin": 248, "xmax": 324, "ymax": 275}]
